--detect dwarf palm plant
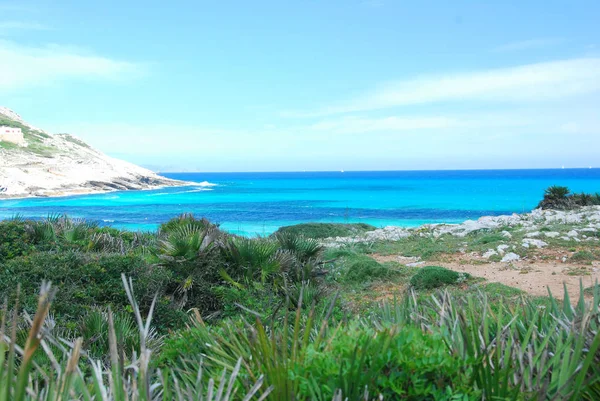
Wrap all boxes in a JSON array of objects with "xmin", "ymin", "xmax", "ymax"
[
  {"xmin": 221, "ymin": 237, "xmax": 285, "ymax": 284},
  {"xmin": 538, "ymin": 186, "xmax": 573, "ymax": 209},
  {"xmin": 545, "ymin": 185, "xmax": 570, "ymax": 199},
  {"xmin": 158, "ymin": 224, "xmax": 219, "ymax": 261}
]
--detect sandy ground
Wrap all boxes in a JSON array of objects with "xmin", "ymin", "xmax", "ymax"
[{"xmin": 373, "ymin": 253, "xmax": 600, "ymax": 299}]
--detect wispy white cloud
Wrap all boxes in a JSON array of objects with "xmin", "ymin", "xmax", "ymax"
[
  {"xmin": 310, "ymin": 116, "xmax": 462, "ymax": 134},
  {"xmin": 0, "ymin": 40, "xmax": 146, "ymax": 91},
  {"xmin": 283, "ymin": 57, "xmax": 600, "ymax": 118},
  {"xmin": 492, "ymin": 38, "xmax": 564, "ymax": 53}
]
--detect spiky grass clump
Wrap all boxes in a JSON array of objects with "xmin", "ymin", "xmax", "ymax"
[{"xmin": 0, "ymin": 277, "xmax": 272, "ymax": 401}]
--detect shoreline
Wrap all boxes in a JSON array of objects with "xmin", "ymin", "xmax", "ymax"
[{"xmin": 0, "ymin": 180, "xmax": 199, "ymax": 201}]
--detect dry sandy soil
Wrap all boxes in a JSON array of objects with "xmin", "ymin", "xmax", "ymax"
[{"xmin": 373, "ymin": 252, "xmax": 600, "ymax": 299}]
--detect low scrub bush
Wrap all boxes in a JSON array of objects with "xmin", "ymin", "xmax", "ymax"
[
  {"xmin": 0, "ymin": 252, "xmax": 173, "ymax": 327},
  {"xmin": 571, "ymin": 250, "xmax": 596, "ymax": 262},
  {"xmin": 0, "ymin": 220, "xmax": 36, "ymax": 261},
  {"xmin": 410, "ymin": 266, "xmax": 468, "ymax": 290},
  {"xmin": 274, "ymin": 222, "xmax": 376, "ymax": 239},
  {"xmin": 472, "ymin": 233, "xmax": 505, "ymax": 245},
  {"xmin": 326, "ymin": 249, "xmax": 391, "ymax": 283}
]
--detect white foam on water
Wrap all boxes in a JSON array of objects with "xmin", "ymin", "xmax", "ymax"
[{"xmin": 195, "ymin": 181, "xmax": 218, "ymax": 187}]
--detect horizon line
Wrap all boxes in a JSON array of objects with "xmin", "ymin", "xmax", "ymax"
[{"xmin": 156, "ymin": 166, "xmax": 598, "ymax": 174}]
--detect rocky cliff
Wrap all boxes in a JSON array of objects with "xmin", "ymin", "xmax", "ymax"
[{"xmin": 0, "ymin": 107, "xmax": 187, "ymax": 198}]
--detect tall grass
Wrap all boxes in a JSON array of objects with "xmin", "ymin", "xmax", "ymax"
[
  {"xmin": 374, "ymin": 282, "xmax": 600, "ymax": 400},
  {"xmin": 0, "ymin": 277, "xmax": 272, "ymax": 401}
]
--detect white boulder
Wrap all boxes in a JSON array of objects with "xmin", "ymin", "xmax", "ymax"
[{"xmin": 501, "ymin": 252, "xmax": 521, "ymax": 263}]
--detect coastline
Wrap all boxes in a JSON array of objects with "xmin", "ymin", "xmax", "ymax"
[{"xmin": 0, "ymin": 179, "xmax": 198, "ymax": 201}]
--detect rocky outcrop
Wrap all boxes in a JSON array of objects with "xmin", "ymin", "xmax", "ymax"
[
  {"xmin": 0, "ymin": 107, "xmax": 188, "ymax": 198},
  {"xmin": 321, "ymin": 206, "xmax": 600, "ymax": 247}
]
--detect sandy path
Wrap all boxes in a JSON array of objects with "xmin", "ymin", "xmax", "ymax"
[{"xmin": 374, "ymin": 254, "xmax": 600, "ymax": 299}]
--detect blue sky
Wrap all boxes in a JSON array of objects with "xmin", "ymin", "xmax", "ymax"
[{"xmin": 1, "ymin": 0, "xmax": 599, "ymax": 171}]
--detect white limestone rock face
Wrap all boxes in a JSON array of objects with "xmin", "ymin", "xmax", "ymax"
[{"xmin": 0, "ymin": 107, "xmax": 189, "ymax": 198}]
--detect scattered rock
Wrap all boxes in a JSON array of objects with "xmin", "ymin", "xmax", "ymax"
[
  {"xmin": 501, "ymin": 252, "xmax": 521, "ymax": 263},
  {"xmin": 522, "ymin": 238, "xmax": 548, "ymax": 248},
  {"xmin": 482, "ymin": 249, "xmax": 498, "ymax": 259},
  {"xmin": 543, "ymin": 231, "xmax": 560, "ymax": 238},
  {"xmin": 406, "ymin": 261, "xmax": 426, "ymax": 267},
  {"xmin": 321, "ymin": 206, "xmax": 600, "ymax": 248},
  {"xmin": 497, "ymin": 244, "xmax": 510, "ymax": 254}
]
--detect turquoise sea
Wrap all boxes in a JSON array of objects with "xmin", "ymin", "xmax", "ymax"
[{"xmin": 1, "ymin": 169, "xmax": 599, "ymax": 235}]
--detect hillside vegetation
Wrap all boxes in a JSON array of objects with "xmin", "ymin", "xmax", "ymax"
[{"xmin": 1, "ymin": 213, "xmax": 599, "ymax": 400}]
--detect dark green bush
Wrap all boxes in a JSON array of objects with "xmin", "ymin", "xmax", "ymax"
[
  {"xmin": 571, "ymin": 250, "xmax": 596, "ymax": 262},
  {"xmin": 410, "ymin": 266, "xmax": 468, "ymax": 290},
  {"xmin": 159, "ymin": 245, "xmax": 228, "ymax": 316},
  {"xmin": 274, "ymin": 222, "xmax": 376, "ymax": 239},
  {"xmin": 538, "ymin": 186, "xmax": 600, "ymax": 210},
  {"xmin": 0, "ymin": 252, "xmax": 172, "ymax": 325},
  {"xmin": 0, "ymin": 220, "xmax": 36, "ymax": 261},
  {"xmin": 338, "ymin": 252, "xmax": 391, "ymax": 283}
]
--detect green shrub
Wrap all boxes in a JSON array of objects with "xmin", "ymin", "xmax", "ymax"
[
  {"xmin": 274, "ymin": 222, "xmax": 376, "ymax": 239},
  {"xmin": 159, "ymin": 245, "xmax": 229, "ymax": 317},
  {"xmin": 344, "ymin": 257, "xmax": 390, "ymax": 282},
  {"xmin": 158, "ymin": 213, "xmax": 213, "ymax": 234},
  {"xmin": 472, "ymin": 233, "xmax": 505, "ymax": 245},
  {"xmin": 410, "ymin": 266, "xmax": 468, "ymax": 290},
  {"xmin": 325, "ymin": 248, "xmax": 391, "ymax": 283},
  {"xmin": 0, "ymin": 220, "xmax": 36, "ymax": 261},
  {"xmin": 294, "ymin": 324, "xmax": 477, "ymax": 400},
  {"xmin": 0, "ymin": 252, "xmax": 172, "ymax": 326},
  {"xmin": 571, "ymin": 250, "xmax": 596, "ymax": 262},
  {"xmin": 538, "ymin": 186, "xmax": 600, "ymax": 210}
]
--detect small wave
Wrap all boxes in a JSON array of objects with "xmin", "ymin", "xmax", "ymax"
[
  {"xmin": 196, "ymin": 181, "xmax": 218, "ymax": 187},
  {"xmin": 102, "ymin": 219, "xmax": 115, "ymax": 223},
  {"xmin": 148, "ymin": 192, "xmax": 170, "ymax": 196}
]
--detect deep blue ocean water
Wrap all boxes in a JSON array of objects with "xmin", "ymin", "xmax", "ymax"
[{"xmin": 1, "ymin": 169, "xmax": 599, "ymax": 235}]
